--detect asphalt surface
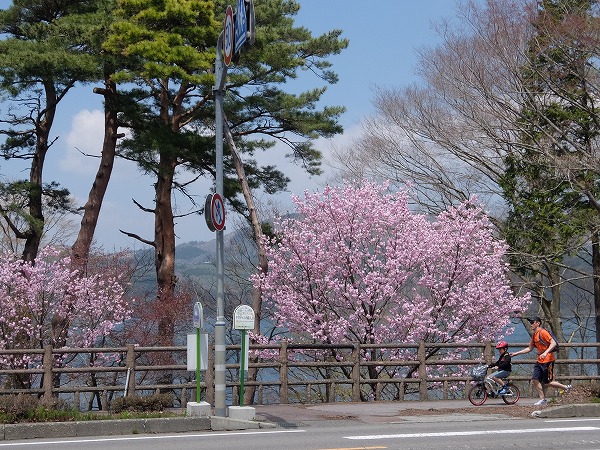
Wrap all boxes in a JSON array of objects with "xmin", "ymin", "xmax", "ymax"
[
  {"xmin": 2, "ymin": 399, "xmax": 599, "ymax": 441},
  {"xmin": 253, "ymin": 398, "xmax": 600, "ymax": 426}
]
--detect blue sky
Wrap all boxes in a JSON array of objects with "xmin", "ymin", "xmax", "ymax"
[
  {"xmin": 295, "ymin": 1, "xmax": 465, "ymax": 127},
  {"xmin": 0, "ymin": 0, "xmax": 474, "ymax": 250}
]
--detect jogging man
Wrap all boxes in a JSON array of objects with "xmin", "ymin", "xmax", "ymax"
[{"xmin": 510, "ymin": 316, "xmax": 571, "ymax": 406}]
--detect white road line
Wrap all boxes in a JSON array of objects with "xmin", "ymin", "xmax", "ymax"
[
  {"xmin": 545, "ymin": 418, "xmax": 600, "ymax": 423},
  {"xmin": 345, "ymin": 426, "xmax": 600, "ymax": 440},
  {"xmin": 0, "ymin": 429, "xmax": 306, "ymax": 447}
]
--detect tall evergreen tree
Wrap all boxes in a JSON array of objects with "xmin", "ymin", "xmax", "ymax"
[
  {"xmin": 502, "ymin": 0, "xmax": 600, "ymax": 348},
  {"xmin": 0, "ymin": 0, "xmax": 100, "ymax": 262},
  {"xmin": 103, "ymin": 0, "xmax": 347, "ymax": 343},
  {"xmin": 69, "ymin": 0, "xmax": 128, "ymax": 272}
]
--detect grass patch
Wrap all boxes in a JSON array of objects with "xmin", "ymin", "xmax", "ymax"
[
  {"xmin": 0, "ymin": 394, "xmax": 179, "ymax": 424},
  {"xmin": 590, "ymin": 384, "xmax": 600, "ymax": 404},
  {"xmin": 110, "ymin": 393, "xmax": 172, "ymax": 414}
]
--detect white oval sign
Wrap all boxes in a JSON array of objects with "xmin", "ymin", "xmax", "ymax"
[
  {"xmin": 233, "ymin": 304, "xmax": 255, "ymax": 330},
  {"xmin": 193, "ymin": 302, "xmax": 203, "ymax": 329}
]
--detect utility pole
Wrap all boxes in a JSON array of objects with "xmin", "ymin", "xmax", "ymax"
[
  {"xmin": 213, "ymin": 28, "xmax": 227, "ymax": 417},
  {"xmin": 210, "ymin": 0, "xmax": 254, "ymax": 417}
]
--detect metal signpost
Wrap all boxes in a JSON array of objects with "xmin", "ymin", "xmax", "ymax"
[
  {"xmin": 186, "ymin": 303, "xmax": 209, "ymax": 417},
  {"xmin": 210, "ymin": 0, "xmax": 255, "ymax": 417},
  {"xmin": 193, "ymin": 302, "xmax": 203, "ymax": 402},
  {"xmin": 233, "ymin": 305, "xmax": 255, "ymax": 407}
]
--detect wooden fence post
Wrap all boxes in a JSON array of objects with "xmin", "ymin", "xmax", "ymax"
[
  {"xmin": 42, "ymin": 345, "xmax": 53, "ymax": 404},
  {"xmin": 101, "ymin": 390, "xmax": 108, "ymax": 411},
  {"xmin": 74, "ymin": 391, "xmax": 80, "ymax": 411},
  {"xmin": 181, "ymin": 388, "xmax": 187, "ymax": 408},
  {"xmin": 279, "ymin": 340, "xmax": 288, "ymax": 404},
  {"xmin": 484, "ymin": 342, "xmax": 493, "ymax": 364},
  {"xmin": 418, "ymin": 341, "xmax": 427, "ymax": 400},
  {"xmin": 126, "ymin": 344, "xmax": 136, "ymax": 397},
  {"xmin": 351, "ymin": 344, "xmax": 361, "ymax": 402}
]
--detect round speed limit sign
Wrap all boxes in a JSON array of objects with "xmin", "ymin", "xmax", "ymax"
[
  {"xmin": 210, "ymin": 193, "xmax": 226, "ymax": 231},
  {"xmin": 223, "ymin": 6, "xmax": 234, "ymax": 66}
]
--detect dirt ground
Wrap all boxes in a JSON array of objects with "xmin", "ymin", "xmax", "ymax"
[{"xmin": 401, "ymin": 385, "xmax": 597, "ymax": 418}]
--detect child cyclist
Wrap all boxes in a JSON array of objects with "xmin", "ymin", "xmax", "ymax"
[{"xmin": 488, "ymin": 341, "xmax": 511, "ymax": 394}]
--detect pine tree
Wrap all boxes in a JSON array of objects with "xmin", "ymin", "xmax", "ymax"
[
  {"xmin": 0, "ymin": 0, "xmax": 101, "ymax": 262},
  {"xmin": 501, "ymin": 0, "xmax": 600, "ymax": 349},
  {"xmin": 102, "ymin": 0, "xmax": 348, "ymax": 344}
]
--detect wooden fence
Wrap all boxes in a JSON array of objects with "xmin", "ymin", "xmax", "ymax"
[{"xmin": 0, "ymin": 341, "xmax": 598, "ymax": 410}]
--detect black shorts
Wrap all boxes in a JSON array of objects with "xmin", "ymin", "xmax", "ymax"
[{"xmin": 532, "ymin": 361, "xmax": 555, "ymax": 384}]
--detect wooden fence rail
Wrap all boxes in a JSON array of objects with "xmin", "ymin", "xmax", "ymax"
[{"xmin": 0, "ymin": 341, "xmax": 598, "ymax": 410}]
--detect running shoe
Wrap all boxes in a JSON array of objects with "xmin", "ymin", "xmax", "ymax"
[
  {"xmin": 533, "ymin": 399, "xmax": 548, "ymax": 406},
  {"xmin": 559, "ymin": 385, "xmax": 572, "ymax": 395}
]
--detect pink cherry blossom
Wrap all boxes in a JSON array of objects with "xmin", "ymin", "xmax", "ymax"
[
  {"xmin": 253, "ymin": 180, "xmax": 530, "ymax": 348},
  {"xmin": 0, "ymin": 246, "xmax": 133, "ymax": 368}
]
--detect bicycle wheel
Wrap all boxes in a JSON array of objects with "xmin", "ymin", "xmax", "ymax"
[
  {"xmin": 467, "ymin": 383, "xmax": 487, "ymax": 406},
  {"xmin": 501, "ymin": 383, "xmax": 520, "ymax": 405}
]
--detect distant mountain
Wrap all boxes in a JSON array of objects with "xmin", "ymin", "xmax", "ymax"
[
  {"xmin": 174, "ymin": 239, "xmax": 217, "ymax": 280},
  {"xmin": 174, "ymin": 231, "xmax": 253, "ymax": 280},
  {"xmin": 176, "ymin": 240, "xmax": 215, "ymax": 263}
]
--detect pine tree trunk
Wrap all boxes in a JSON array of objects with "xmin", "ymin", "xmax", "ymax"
[
  {"xmin": 22, "ymin": 82, "xmax": 57, "ymax": 263},
  {"xmin": 154, "ymin": 156, "xmax": 177, "ymax": 345},
  {"xmin": 71, "ymin": 76, "xmax": 120, "ymax": 271}
]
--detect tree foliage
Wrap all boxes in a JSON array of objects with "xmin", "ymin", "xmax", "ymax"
[
  {"xmin": 0, "ymin": 0, "xmax": 349, "ymax": 353},
  {"xmin": 0, "ymin": 246, "xmax": 133, "ymax": 364},
  {"xmin": 502, "ymin": 0, "xmax": 600, "ymax": 348},
  {"xmin": 253, "ymin": 180, "xmax": 530, "ymax": 346},
  {"xmin": 99, "ymin": 0, "xmax": 348, "ymax": 344},
  {"xmin": 502, "ymin": 0, "xmax": 599, "ymax": 264},
  {"xmin": 0, "ymin": 0, "xmax": 102, "ymax": 262},
  {"xmin": 330, "ymin": 0, "xmax": 600, "ymax": 344}
]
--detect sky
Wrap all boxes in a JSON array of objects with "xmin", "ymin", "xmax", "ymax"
[{"xmin": 0, "ymin": 0, "xmax": 475, "ymax": 250}]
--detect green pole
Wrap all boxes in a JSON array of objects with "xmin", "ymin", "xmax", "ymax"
[
  {"xmin": 196, "ymin": 326, "xmax": 201, "ymax": 403},
  {"xmin": 240, "ymin": 329, "xmax": 246, "ymax": 406}
]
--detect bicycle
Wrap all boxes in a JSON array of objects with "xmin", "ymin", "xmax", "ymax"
[{"xmin": 467, "ymin": 364, "xmax": 521, "ymax": 406}]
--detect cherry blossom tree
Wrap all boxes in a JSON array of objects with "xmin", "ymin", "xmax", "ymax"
[
  {"xmin": 0, "ymin": 246, "xmax": 133, "ymax": 388},
  {"xmin": 253, "ymin": 180, "xmax": 530, "ymax": 398}
]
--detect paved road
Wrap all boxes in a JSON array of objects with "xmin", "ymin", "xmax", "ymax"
[
  {"xmin": 2, "ymin": 415, "xmax": 600, "ymax": 449},
  {"xmin": 2, "ymin": 398, "xmax": 599, "ymax": 445}
]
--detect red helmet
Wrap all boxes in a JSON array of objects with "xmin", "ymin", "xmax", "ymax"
[{"xmin": 496, "ymin": 341, "xmax": 508, "ymax": 349}]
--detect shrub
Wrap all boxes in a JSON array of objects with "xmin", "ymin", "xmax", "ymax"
[
  {"xmin": 110, "ymin": 394, "xmax": 172, "ymax": 413},
  {"xmin": 0, "ymin": 395, "xmax": 40, "ymax": 423},
  {"xmin": 0, "ymin": 395, "xmax": 73, "ymax": 424}
]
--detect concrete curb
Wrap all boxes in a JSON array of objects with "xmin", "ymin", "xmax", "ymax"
[
  {"xmin": 1, "ymin": 403, "xmax": 598, "ymax": 440},
  {"xmin": 532, "ymin": 403, "xmax": 600, "ymax": 419},
  {"xmin": 0, "ymin": 416, "xmax": 276, "ymax": 441},
  {"xmin": 210, "ymin": 416, "xmax": 276, "ymax": 431}
]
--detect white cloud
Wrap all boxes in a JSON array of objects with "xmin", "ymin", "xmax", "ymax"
[
  {"xmin": 243, "ymin": 122, "xmax": 365, "ymax": 221},
  {"xmin": 59, "ymin": 109, "xmax": 104, "ymax": 174},
  {"xmin": 281, "ymin": 122, "xmax": 365, "ymax": 198},
  {"xmin": 53, "ymin": 108, "xmax": 365, "ymax": 247}
]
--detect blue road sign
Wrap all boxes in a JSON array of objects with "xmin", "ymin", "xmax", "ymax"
[{"xmin": 234, "ymin": 0, "xmax": 247, "ymax": 53}]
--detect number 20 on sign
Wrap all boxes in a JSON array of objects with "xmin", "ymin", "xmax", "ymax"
[{"xmin": 223, "ymin": 5, "xmax": 234, "ymax": 66}]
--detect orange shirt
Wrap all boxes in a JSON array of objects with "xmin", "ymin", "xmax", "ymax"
[{"xmin": 530, "ymin": 328, "xmax": 556, "ymax": 363}]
